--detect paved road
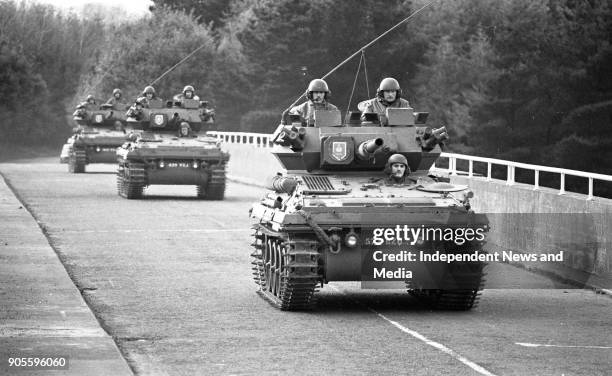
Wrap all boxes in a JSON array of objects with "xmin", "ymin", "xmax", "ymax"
[{"xmin": 1, "ymin": 158, "xmax": 611, "ymax": 376}]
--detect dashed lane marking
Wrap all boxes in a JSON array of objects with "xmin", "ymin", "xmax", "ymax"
[
  {"xmin": 329, "ymin": 285, "xmax": 497, "ymax": 376},
  {"xmin": 516, "ymin": 342, "xmax": 612, "ymax": 349}
]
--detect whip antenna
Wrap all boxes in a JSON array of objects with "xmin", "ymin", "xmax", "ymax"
[
  {"xmin": 284, "ymin": 0, "xmax": 438, "ymax": 112},
  {"xmin": 149, "ymin": 43, "xmax": 210, "ymax": 86}
]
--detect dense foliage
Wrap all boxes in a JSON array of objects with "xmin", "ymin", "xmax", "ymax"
[
  {"xmin": 0, "ymin": 1, "xmax": 104, "ymax": 144},
  {"xmin": 1, "ymin": 0, "xmax": 611, "ymax": 176}
]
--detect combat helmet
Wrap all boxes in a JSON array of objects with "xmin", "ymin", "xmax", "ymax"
[
  {"xmin": 113, "ymin": 88, "xmax": 122, "ymax": 96},
  {"xmin": 376, "ymin": 77, "xmax": 402, "ymax": 101},
  {"xmin": 183, "ymin": 85, "xmax": 195, "ymax": 94},
  {"xmin": 86, "ymin": 94, "xmax": 96, "ymax": 103},
  {"xmin": 142, "ymin": 86, "xmax": 156, "ymax": 96},
  {"xmin": 306, "ymin": 79, "xmax": 330, "ymax": 100}
]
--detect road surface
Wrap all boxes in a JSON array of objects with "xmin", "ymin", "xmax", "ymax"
[{"xmin": 1, "ymin": 158, "xmax": 610, "ymax": 375}]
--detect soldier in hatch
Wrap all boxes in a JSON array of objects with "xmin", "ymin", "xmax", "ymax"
[
  {"xmin": 106, "ymin": 88, "xmax": 129, "ymax": 110},
  {"xmin": 360, "ymin": 77, "xmax": 410, "ymax": 125},
  {"xmin": 126, "ymin": 97, "xmax": 147, "ymax": 120},
  {"xmin": 384, "ymin": 154, "xmax": 411, "ymax": 185},
  {"xmin": 73, "ymin": 95, "xmax": 97, "ymax": 119},
  {"xmin": 173, "ymin": 85, "xmax": 200, "ymax": 101},
  {"xmin": 290, "ymin": 79, "xmax": 338, "ymax": 126},
  {"xmin": 83, "ymin": 95, "xmax": 98, "ymax": 110},
  {"xmin": 139, "ymin": 85, "xmax": 164, "ymax": 108}
]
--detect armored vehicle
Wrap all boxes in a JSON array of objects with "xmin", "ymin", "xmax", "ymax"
[
  {"xmin": 116, "ymin": 98, "xmax": 228, "ymax": 199},
  {"xmin": 60, "ymin": 102, "xmax": 129, "ymax": 173},
  {"xmin": 250, "ymin": 108, "xmax": 489, "ymax": 311}
]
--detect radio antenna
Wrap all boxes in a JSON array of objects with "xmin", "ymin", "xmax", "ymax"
[
  {"xmin": 148, "ymin": 42, "xmax": 211, "ymax": 87},
  {"xmin": 284, "ymin": 0, "xmax": 438, "ymax": 112}
]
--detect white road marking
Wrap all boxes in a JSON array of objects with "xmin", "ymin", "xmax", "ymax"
[
  {"xmin": 61, "ymin": 229, "xmax": 246, "ymax": 234},
  {"xmin": 329, "ymin": 285, "xmax": 497, "ymax": 376},
  {"xmin": 516, "ymin": 342, "xmax": 612, "ymax": 349}
]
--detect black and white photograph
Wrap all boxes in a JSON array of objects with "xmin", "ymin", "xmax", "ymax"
[{"xmin": 1, "ymin": 0, "xmax": 611, "ymax": 375}]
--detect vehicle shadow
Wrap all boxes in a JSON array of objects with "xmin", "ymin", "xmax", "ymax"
[{"xmin": 312, "ymin": 289, "xmax": 434, "ymax": 313}]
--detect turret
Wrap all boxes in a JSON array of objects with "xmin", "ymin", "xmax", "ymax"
[{"xmin": 271, "ymin": 107, "xmax": 444, "ymax": 173}]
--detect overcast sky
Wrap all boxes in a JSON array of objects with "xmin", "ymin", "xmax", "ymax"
[{"xmin": 31, "ymin": 0, "xmax": 153, "ymax": 17}]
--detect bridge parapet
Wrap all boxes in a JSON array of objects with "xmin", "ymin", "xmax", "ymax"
[{"xmin": 435, "ymin": 153, "xmax": 612, "ymax": 201}]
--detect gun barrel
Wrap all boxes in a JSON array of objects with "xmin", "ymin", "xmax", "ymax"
[
  {"xmin": 268, "ymin": 175, "xmax": 298, "ymax": 194},
  {"xmin": 357, "ymin": 138, "xmax": 384, "ymax": 160}
]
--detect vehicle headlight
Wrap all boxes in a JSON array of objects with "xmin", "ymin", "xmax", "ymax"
[
  {"xmin": 159, "ymin": 160, "xmax": 165, "ymax": 168},
  {"xmin": 95, "ymin": 146, "xmax": 101, "ymax": 152},
  {"xmin": 345, "ymin": 232, "xmax": 359, "ymax": 248}
]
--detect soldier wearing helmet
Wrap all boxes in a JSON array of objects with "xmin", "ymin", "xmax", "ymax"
[
  {"xmin": 74, "ymin": 95, "xmax": 97, "ymax": 119},
  {"xmin": 173, "ymin": 85, "xmax": 200, "ymax": 101},
  {"xmin": 360, "ymin": 77, "xmax": 410, "ymax": 125},
  {"xmin": 290, "ymin": 79, "xmax": 338, "ymax": 126},
  {"xmin": 126, "ymin": 97, "xmax": 147, "ymax": 120},
  {"xmin": 73, "ymin": 102, "xmax": 88, "ymax": 119},
  {"xmin": 384, "ymin": 153, "xmax": 411, "ymax": 185},
  {"xmin": 138, "ymin": 85, "xmax": 164, "ymax": 109},
  {"xmin": 82, "ymin": 95, "xmax": 98, "ymax": 111},
  {"xmin": 106, "ymin": 88, "xmax": 129, "ymax": 110}
]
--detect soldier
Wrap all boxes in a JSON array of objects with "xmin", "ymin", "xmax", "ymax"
[
  {"xmin": 126, "ymin": 97, "xmax": 147, "ymax": 120},
  {"xmin": 106, "ymin": 88, "xmax": 129, "ymax": 110},
  {"xmin": 83, "ymin": 95, "xmax": 98, "ymax": 111},
  {"xmin": 173, "ymin": 85, "xmax": 200, "ymax": 101},
  {"xmin": 73, "ymin": 103, "xmax": 88, "ymax": 119},
  {"xmin": 199, "ymin": 101, "xmax": 215, "ymax": 123},
  {"xmin": 290, "ymin": 79, "xmax": 338, "ymax": 126},
  {"xmin": 73, "ymin": 95, "xmax": 96, "ymax": 119},
  {"xmin": 140, "ymin": 85, "xmax": 164, "ymax": 108},
  {"xmin": 384, "ymin": 153, "xmax": 411, "ymax": 185},
  {"xmin": 360, "ymin": 77, "xmax": 410, "ymax": 125},
  {"xmin": 178, "ymin": 122, "xmax": 191, "ymax": 137}
]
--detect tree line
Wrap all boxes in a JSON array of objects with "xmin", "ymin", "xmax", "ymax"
[{"xmin": 1, "ymin": 0, "xmax": 611, "ymax": 180}]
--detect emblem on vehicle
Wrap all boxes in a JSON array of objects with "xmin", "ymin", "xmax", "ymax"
[
  {"xmin": 153, "ymin": 114, "xmax": 165, "ymax": 126},
  {"xmin": 331, "ymin": 141, "xmax": 347, "ymax": 161},
  {"xmin": 94, "ymin": 114, "xmax": 103, "ymax": 123}
]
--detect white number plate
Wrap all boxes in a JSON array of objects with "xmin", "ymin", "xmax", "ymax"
[{"xmin": 167, "ymin": 162, "xmax": 190, "ymax": 168}]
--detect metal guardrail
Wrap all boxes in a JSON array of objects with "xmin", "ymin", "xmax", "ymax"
[
  {"xmin": 208, "ymin": 131, "xmax": 272, "ymax": 148},
  {"xmin": 436, "ymin": 153, "xmax": 612, "ymax": 200},
  {"xmin": 209, "ymin": 131, "xmax": 612, "ymax": 200}
]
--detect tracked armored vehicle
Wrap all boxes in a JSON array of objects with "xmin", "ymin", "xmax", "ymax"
[
  {"xmin": 116, "ymin": 98, "xmax": 228, "ymax": 199},
  {"xmin": 60, "ymin": 102, "xmax": 129, "ymax": 173},
  {"xmin": 250, "ymin": 108, "xmax": 489, "ymax": 311}
]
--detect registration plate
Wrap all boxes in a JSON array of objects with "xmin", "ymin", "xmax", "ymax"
[{"xmin": 167, "ymin": 162, "xmax": 191, "ymax": 168}]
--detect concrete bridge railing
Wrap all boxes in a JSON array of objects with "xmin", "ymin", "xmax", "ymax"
[{"xmin": 210, "ymin": 131, "xmax": 612, "ymax": 289}]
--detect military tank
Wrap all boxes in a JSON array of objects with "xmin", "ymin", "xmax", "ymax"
[
  {"xmin": 116, "ymin": 98, "xmax": 228, "ymax": 199},
  {"xmin": 250, "ymin": 108, "xmax": 489, "ymax": 311},
  {"xmin": 60, "ymin": 101, "xmax": 129, "ymax": 173}
]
